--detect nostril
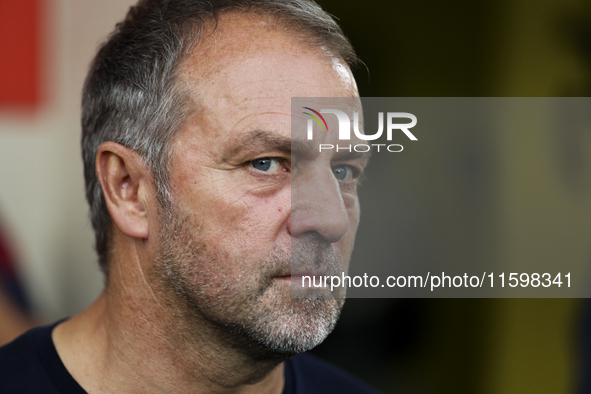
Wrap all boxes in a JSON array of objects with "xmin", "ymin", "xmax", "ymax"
[{"xmin": 287, "ymin": 216, "xmax": 291, "ymax": 235}]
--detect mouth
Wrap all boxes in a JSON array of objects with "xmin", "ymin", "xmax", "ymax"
[
  {"xmin": 273, "ymin": 271, "xmax": 347, "ymax": 299},
  {"xmin": 274, "ymin": 273, "xmax": 329, "ymax": 287}
]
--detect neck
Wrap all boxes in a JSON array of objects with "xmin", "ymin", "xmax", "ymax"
[{"xmin": 52, "ymin": 258, "xmax": 286, "ymax": 394}]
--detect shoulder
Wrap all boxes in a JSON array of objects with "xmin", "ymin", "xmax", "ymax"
[
  {"xmin": 0, "ymin": 322, "xmax": 64, "ymax": 393},
  {"xmin": 285, "ymin": 353, "xmax": 382, "ymax": 394}
]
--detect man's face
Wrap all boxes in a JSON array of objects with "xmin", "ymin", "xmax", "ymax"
[{"xmin": 152, "ymin": 15, "xmax": 363, "ymax": 356}]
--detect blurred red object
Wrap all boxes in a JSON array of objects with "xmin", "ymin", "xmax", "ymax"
[{"xmin": 0, "ymin": 0, "xmax": 41, "ymax": 108}]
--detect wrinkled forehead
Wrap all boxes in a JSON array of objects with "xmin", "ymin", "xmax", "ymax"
[
  {"xmin": 170, "ymin": 11, "xmax": 359, "ymax": 161},
  {"xmin": 176, "ymin": 12, "xmax": 358, "ymax": 103}
]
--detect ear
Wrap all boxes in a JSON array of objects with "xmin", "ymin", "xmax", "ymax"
[{"xmin": 96, "ymin": 142, "xmax": 152, "ymax": 240}]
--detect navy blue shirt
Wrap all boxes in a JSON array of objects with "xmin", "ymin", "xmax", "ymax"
[{"xmin": 0, "ymin": 322, "xmax": 380, "ymax": 393}]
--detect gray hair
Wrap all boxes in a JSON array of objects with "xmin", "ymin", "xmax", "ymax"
[{"xmin": 81, "ymin": 0, "xmax": 359, "ymax": 277}]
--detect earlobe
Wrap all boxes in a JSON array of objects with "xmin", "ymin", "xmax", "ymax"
[{"xmin": 96, "ymin": 142, "xmax": 151, "ymax": 240}]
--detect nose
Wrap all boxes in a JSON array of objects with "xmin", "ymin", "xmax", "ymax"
[{"xmin": 290, "ymin": 166, "xmax": 350, "ymax": 243}]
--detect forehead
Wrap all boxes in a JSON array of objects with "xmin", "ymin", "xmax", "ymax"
[{"xmin": 177, "ymin": 13, "xmax": 357, "ymax": 126}]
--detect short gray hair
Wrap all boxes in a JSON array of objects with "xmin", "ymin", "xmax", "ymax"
[{"xmin": 81, "ymin": 0, "xmax": 359, "ymax": 277}]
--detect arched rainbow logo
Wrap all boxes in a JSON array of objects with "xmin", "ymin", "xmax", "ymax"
[{"xmin": 302, "ymin": 107, "xmax": 328, "ymax": 131}]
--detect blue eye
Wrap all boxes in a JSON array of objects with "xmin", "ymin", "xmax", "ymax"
[
  {"xmin": 251, "ymin": 158, "xmax": 281, "ymax": 172},
  {"xmin": 332, "ymin": 165, "xmax": 351, "ymax": 180}
]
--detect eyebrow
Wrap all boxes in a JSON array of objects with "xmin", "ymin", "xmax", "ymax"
[
  {"xmin": 223, "ymin": 129, "xmax": 372, "ymax": 164},
  {"xmin": 223, "ymin": 130, "xmax": 292, "ymax": 160},
  {"xmin": 225, "ymin": 129, "xmax": 321, "ymax": 155},
  {"xmin": 332, "ymin": 148, "xmax": 372, "ymax": 163}
]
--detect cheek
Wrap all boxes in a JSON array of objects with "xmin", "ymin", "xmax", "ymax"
[
  {"xmin": 169, "ymin": 161, "xmax": 290, "ymax": 259},
  {"xmin": 344, "ymin": 192, "xmax": 360, "ymax": 228},
  {"xmin": 200, "ymin": 193, "xmax": 288, "ymax": 257},
  {"xmin": 340, "ymin": 197, "xmax": 360, "ymax": 259}
]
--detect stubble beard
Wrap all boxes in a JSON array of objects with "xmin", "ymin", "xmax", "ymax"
[{"xmin": 153, "ymin": 204, "xmax": 345, "ymax": 360}]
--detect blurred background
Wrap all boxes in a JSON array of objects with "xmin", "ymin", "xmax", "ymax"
[{"xmin": 1, "ymin": 0, "xmax": 591, "ymax": 393}]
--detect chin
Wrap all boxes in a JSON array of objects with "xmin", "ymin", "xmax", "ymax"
[{"xmin": 235, "ymin": 296, "xmax": 344, "ymax": 358}]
